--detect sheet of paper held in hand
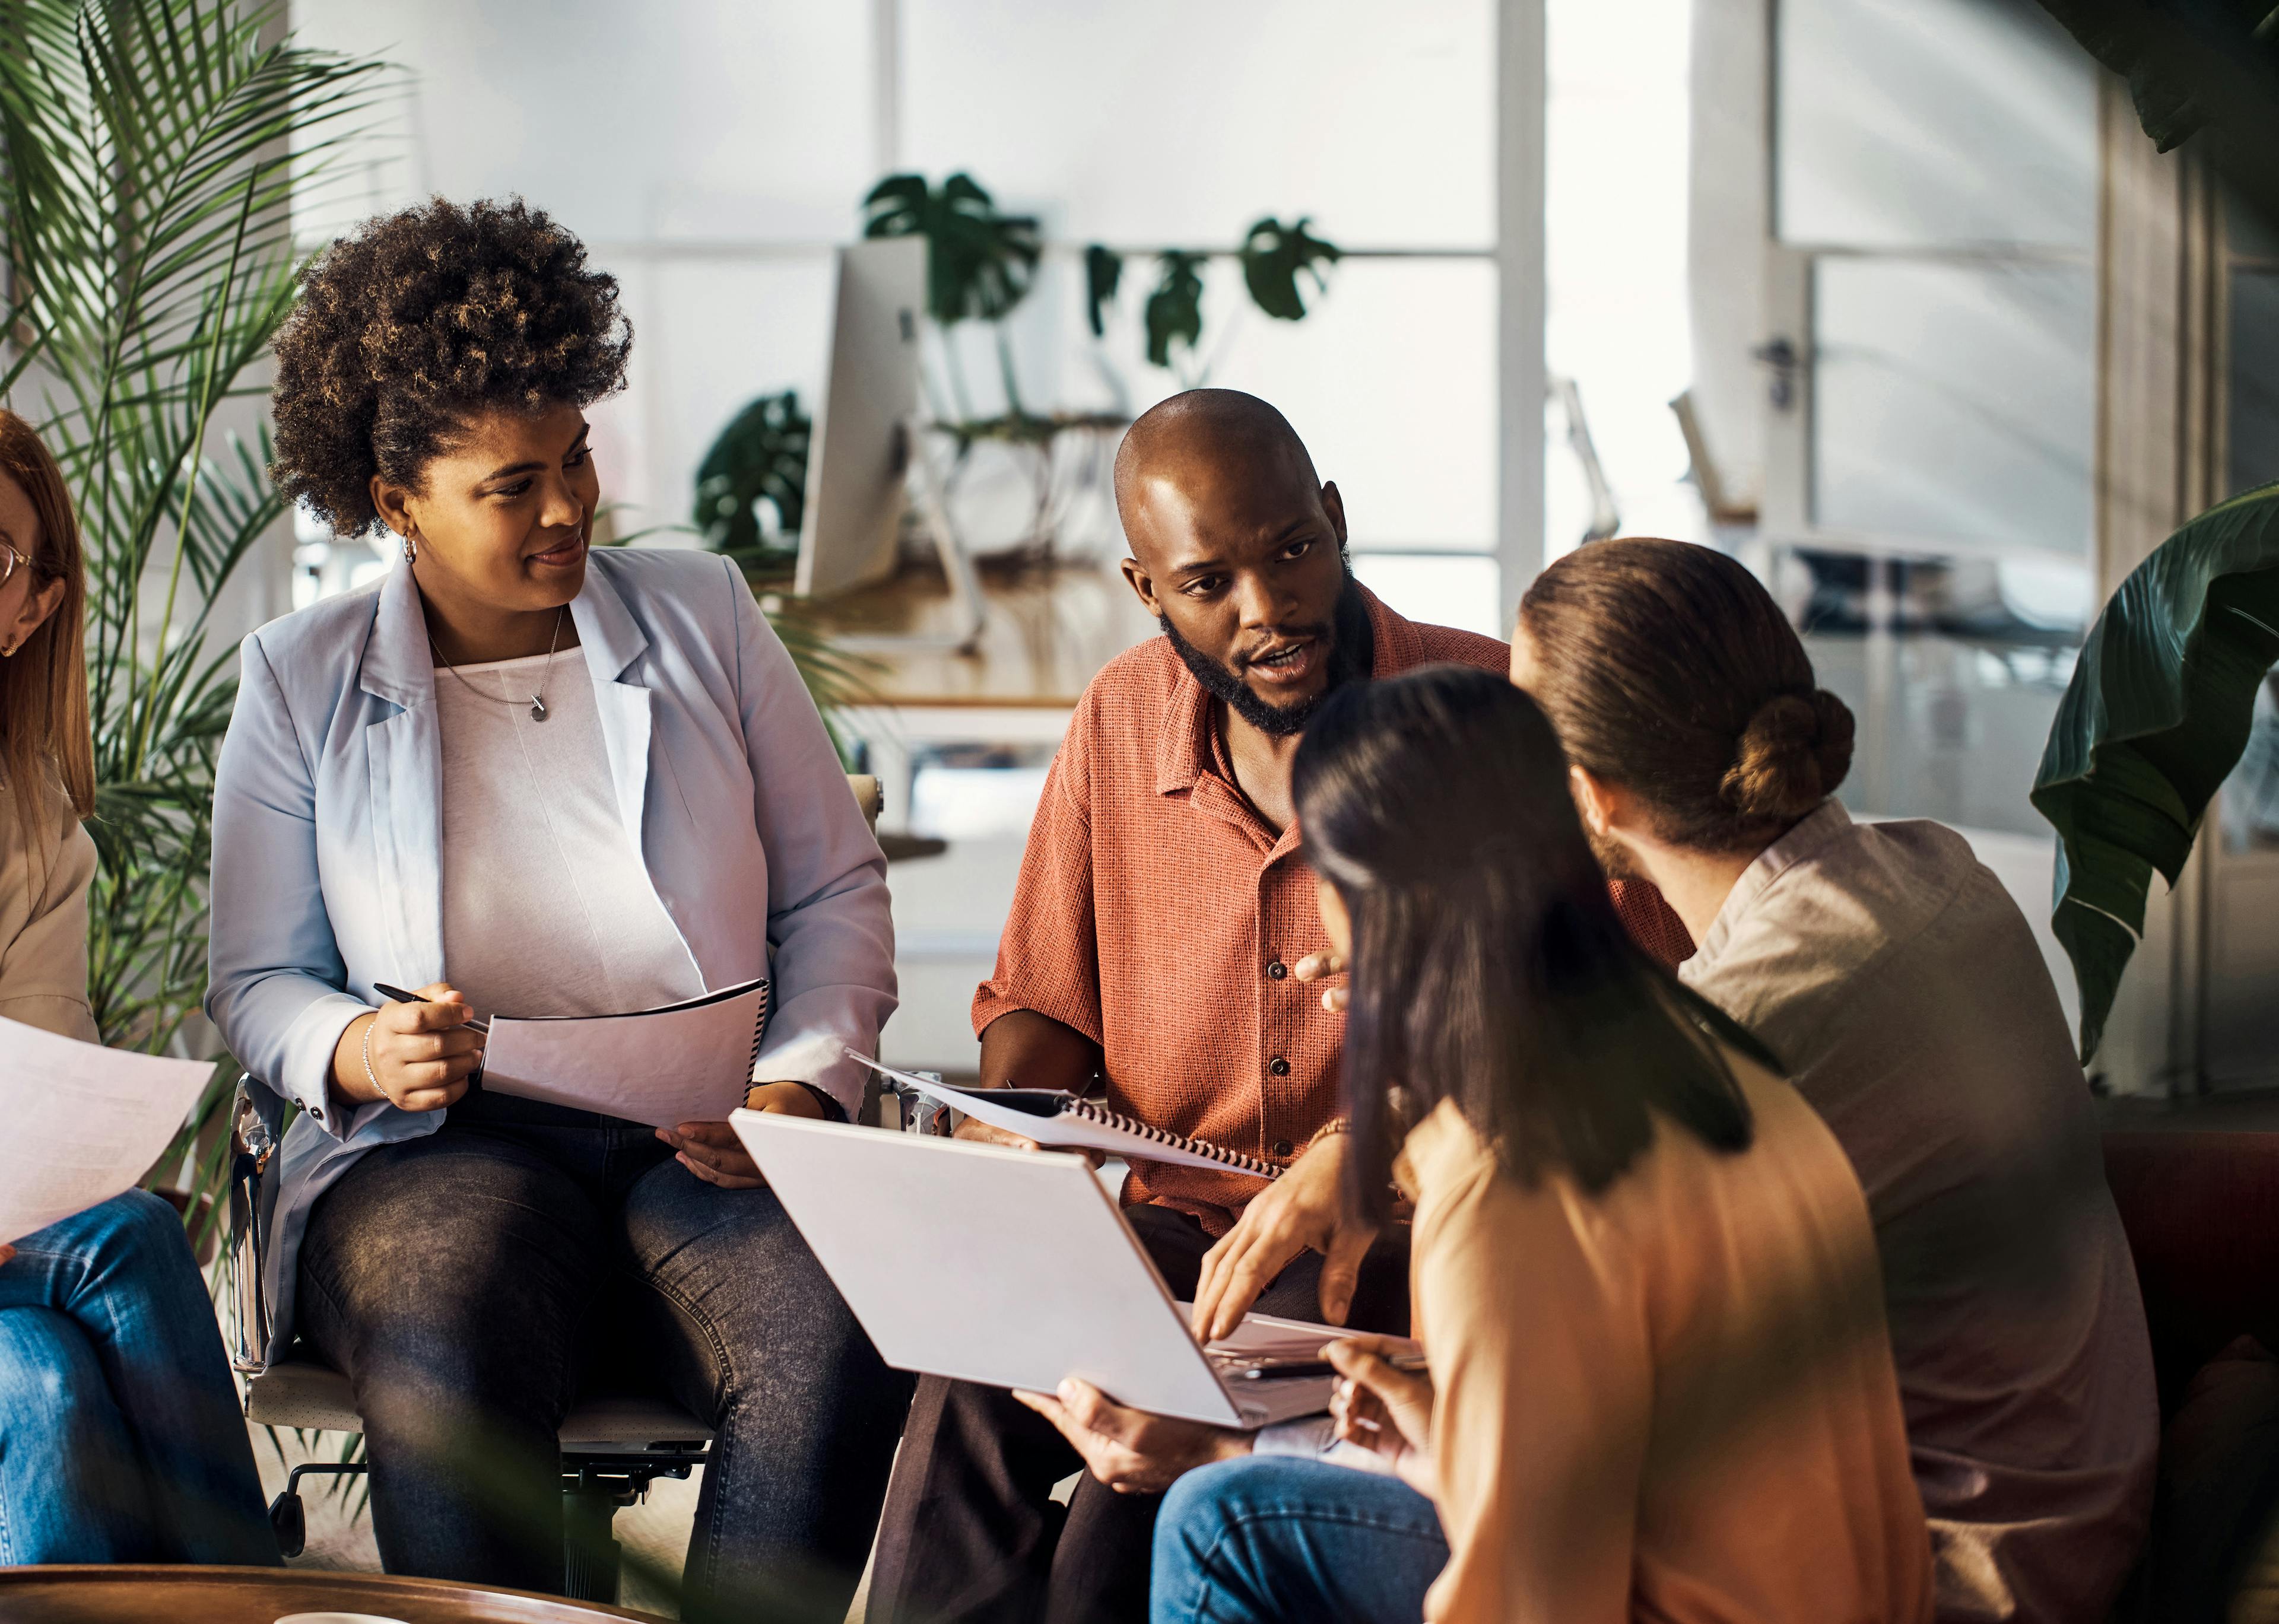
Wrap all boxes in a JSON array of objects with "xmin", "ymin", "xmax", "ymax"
[
  {"xmin": 478, "ymin": 977, "xmax": 769, "ymax": 1130},
  {"xmin": 849, "ymin": 1054, "xmax": 1259, "ymax": 1176},
  {"xmin": 0, "ymin": 1015, "xmax": 215, "ymax": 1244}
]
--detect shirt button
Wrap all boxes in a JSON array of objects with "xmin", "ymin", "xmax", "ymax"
[
  {"xmin": 1268, "ymin": 1056, "xmax": 1290, "ymax": 1077},
  {"xmin": 1274, "ymin": 1139, "xmax": 1294, "ymax": 1158},
  {"xmin": 1267, "ymin": 960, "xmax": 1287, "ymax": 980}
]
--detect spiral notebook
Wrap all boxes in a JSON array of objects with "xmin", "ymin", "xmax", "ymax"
[
  {"xmin": 478, "ymin": 975, "xmax": 770, "ymax": 1129},
  {"xmin": 850, "ymin": 1054, "xmax": 1282, "ymax": 1180}
]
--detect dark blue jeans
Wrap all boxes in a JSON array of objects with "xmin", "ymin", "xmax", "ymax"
[
  {"xmin": 297, "ymin": 1090, "xmax": 910, "ymax": 1622},
  {"xmin": 0, "ymin": 1190, "xmax": 276, "ymax": 1565},
  {"xmin": 1151, "ymin": 1456, "xmax": 1448, "ymax": 1624}
]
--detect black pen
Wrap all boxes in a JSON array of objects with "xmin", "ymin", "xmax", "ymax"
[{"xmin": 372, "ymin": 982, "xmax": 491, "ymax": 1035}]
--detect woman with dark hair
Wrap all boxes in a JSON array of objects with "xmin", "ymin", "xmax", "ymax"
[
  {"xmin": 205, "ymin": 198, "xmax": 906, "ymax": 1614},
  {"xmin": 1514, "ymin": 539, "xmax": 2154, "ymax": 1623},
  {"xmin": 0, "ymin": 408, "xmax": 275, "ymax": 1565},
  {"xmin": 1152, "ymin": 664, "xmax": 1931, "ymax": 1623}
]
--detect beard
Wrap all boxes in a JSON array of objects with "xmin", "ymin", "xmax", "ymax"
[
  {"xmin": 1583, "ymin": 819, "xmax": 1642, "ymax": 882},
  {"xmin": 1161, "ymin": 570, "xmax": 1376, "ymax": 738}
]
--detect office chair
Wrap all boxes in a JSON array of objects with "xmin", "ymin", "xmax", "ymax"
[
  {"xmin": 223, "ymin": 774, "xmax": 890, "ymax": 1603},
  {"xmin": 222, "ymin": 1076, "xmax": 713, "ymax": 1602}
]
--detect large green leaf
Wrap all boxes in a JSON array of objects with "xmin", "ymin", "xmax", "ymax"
[
  {"xmin": 1144, "ymin": 250, "xmax": 1206, "ymax": 370},
  {"xmin": 2031, "ymin": 480, "xmax": 2279, "ymax": 1060},
  {"xmin": 861, "ymin": 170, "xmax": 1040, "ymax": 328},
  {"xmin": 1239, "ymin": 215, "xmax": 1340, "ymax": 322},
  {"xmin": 692, "ymin": 388, "xmax": 811, "ymax": 567},
  {"xmin": 1083, "ymin": 244, "xmax": 1123, "ymax": 339}
]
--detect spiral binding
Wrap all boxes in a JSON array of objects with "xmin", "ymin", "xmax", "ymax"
[
  {"xmin": 1062, "ymin": 1099, "xmax": 1283, "ymax": 1180},
  {"xmin": 745, "ymin": 983, "xmax": 772, "ymax": 1080}
]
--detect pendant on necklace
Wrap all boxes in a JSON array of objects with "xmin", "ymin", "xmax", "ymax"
[{"xmin": 529, "ymin": 695, "xmax": 548, "ymax": 723}]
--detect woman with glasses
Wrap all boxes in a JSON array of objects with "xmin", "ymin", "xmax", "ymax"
[{"xmin": 0, "ymin": 408, "xmax": 277, "ymax": 1566}]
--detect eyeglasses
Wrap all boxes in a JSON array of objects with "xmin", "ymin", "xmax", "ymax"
[{"xmin": 0, "ymin": 541, "xmax": 20, "ymax": 588}]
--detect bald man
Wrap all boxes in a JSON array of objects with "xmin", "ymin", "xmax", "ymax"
[{"xmin": 867, "ymin": 392, "xmax": 1693, "ymax": 1624}]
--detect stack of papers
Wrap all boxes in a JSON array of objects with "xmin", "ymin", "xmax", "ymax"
[{"xmin": 0, "ymin": 1016, "xmax": 214, "ymax": 1244}]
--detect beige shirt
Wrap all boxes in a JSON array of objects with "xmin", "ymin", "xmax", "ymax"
[
  {"xmin": 0, "ymin": 773, "xmax": 99, "ymax": 1043},
  {"xmin": 1680, "ymin": 802, "xmax": 2157, "ymax": 1623},
  {"xmin": 1408, "ymin": 1063, "xmax": 1933, "ymax": 1624},
  {"xmin": 433, "ymin": 650, "xmax": 702, "ymax": 1021}
]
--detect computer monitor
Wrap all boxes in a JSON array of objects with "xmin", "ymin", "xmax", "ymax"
[
  {"xmin": 796, "ymin": 237, "xmax": 924, "ymax": 600},
  {"xmin": 793, "ymin": 237, "xmax": 985, "ymax": 651}
]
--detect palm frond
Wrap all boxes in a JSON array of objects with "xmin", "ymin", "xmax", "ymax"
[{"xmin": 0, "ymin": 1, "xmax": 388, "ymax": 1145}]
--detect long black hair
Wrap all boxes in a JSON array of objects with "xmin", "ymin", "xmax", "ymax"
[{"xmin": 1292, "ymin": 665, "xmax": 1771, "ymax": 1218}]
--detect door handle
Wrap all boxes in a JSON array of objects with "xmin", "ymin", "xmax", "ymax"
[{"xmin": 1752, "ymin": 337, "xmax": 1800, "ymax": 411}]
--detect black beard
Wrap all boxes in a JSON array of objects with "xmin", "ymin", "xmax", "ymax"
[{"xmin": 1161, "ymin": 574, "xmax": 1376, "ymax": 738}]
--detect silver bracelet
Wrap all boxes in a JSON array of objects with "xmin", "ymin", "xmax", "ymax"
[{"xmin": 361, "ymin": 1012, "xmax": 382, "ymax": 1098}]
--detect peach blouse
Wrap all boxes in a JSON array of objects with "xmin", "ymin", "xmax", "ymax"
[{"xmin": 1404, "ymin": 1052, "xmax": 1934, "ymax": 1623}]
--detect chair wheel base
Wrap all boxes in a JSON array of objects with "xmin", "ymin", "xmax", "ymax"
[{"xmin": 268, "ymin": 1490, "xmax": 306, "ymax": 1559}]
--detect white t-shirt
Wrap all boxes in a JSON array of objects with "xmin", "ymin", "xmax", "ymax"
[{"xmin": 433, "ymin": 650, "xmax": 704, "ymax": 1022}]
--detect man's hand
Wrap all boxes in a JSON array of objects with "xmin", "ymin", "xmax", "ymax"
[
  {"xmin": 1292, "ymin": 951, "xmax": 1347, "ymax": 1014},
  {"xmin": 949, "ymin": 1112, "xmax": 1106, "ymax": 1168},
  {"xmin": 1012, "ymin": 1378, "xmax": 1250, "ymax": 1494},
  {"xmin": 1191, "ymin": 1130, "xmax": 1375, "ymax": 1341},
  {"xmin": 660, "ymin": 1082, "xmax": 823, "ymax": 1189},
  {"xmin": 1329, "ymin": 1336, "xmax": 1439, "ymax": 1504},
  {"xmin": 951, "ymin": 1114, "xmax": 1045, "ymax": 1153}
]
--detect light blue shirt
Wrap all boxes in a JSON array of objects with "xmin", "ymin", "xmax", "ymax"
[{"xmin": 207, "ymin": 546, "xmax": 896, "ymax": 1362}]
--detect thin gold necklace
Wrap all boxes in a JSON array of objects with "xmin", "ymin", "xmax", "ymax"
[{"xmin": 427, "ymin": 606, "xmax": 567, "ymax": 723}]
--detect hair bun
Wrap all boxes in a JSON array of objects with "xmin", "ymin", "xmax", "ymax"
[{"xmin": 1720, "ymin": 689, "xmax": 1855, "ymax": 823}]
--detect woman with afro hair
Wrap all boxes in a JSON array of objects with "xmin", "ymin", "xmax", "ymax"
[{"xmin": 207, "ymin": 196, "xmax": 909, "ymax": 1615}]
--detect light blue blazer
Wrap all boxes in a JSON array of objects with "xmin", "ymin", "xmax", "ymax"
[{"xmin": 207, "ymin": 546, "xmax": 896, "ymax": 1363}]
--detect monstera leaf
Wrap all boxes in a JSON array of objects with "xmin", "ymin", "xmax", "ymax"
[
  {"xmin": 2031, "ymin": 481, "xmax": 2279, "ymax": 1060},
  {"xmin": 693, "ymin": 389, "xmax": 811, "ymax": 564},
  {"xmin": 1240, "ymin": 216, "xmax": 1341, "ymax": 322},
  {"xmin": 1084, "ymin": 244, "xmax": 1124, "ymax": 339},
  {"xmin": 862, "ymin": 171, "xmax": 1040, "ymax": 328},
  {"xmin": 1145, "ymin": 251, "xmax": 1207, "ymax": 368}
]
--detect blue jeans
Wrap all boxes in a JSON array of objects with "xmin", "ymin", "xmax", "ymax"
[
  {"xmin": 1151, "ymin": 1456, "xmax": 1448, "ymax": 1624},
  {"xmin": 0, "ymin": 1190, "xmax": 276, "ymax": 1565}
]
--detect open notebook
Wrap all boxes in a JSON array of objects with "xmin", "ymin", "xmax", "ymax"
[
  {"xmin": 478, "ymin": 975, "xmax": 769, "ymax": 1129},
  {"xmin": 850, "ymin": 1054, "xmax": 1282, "ymax": 1180}
]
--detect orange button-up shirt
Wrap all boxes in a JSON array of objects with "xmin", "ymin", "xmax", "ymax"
[{"xmin": 973, "ymin": 586, "xmax": 1688, "ymax": 1234}]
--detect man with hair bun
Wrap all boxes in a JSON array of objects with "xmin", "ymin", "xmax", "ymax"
[{"xmin": 1513, "ymin": 538, "xmax": 2156, "ymax": 1624}]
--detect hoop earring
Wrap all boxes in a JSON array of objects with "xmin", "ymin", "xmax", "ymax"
[{"xmin": 401, "ymin": 533, "xmax": 417, "ymax": 566}]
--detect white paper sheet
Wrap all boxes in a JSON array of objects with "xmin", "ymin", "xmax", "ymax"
[
  {"xmin": 849, "ymin": 1054, "xmax": 1278, "ymax": 1178},
  {"xmin": 477, "ymin": 977, "xmax": 769, "ymax": 1129},
  {"xmin": 0, "ymin": 1016, "xmax": 215, "ymax": 1244}
]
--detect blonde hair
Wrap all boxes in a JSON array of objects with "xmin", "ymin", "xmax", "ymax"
[{"xmin": 0, "ymin": 409, "xmax": 96, "ymax": 847}]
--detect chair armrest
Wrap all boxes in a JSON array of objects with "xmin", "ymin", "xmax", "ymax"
[
  {"xmin": 224, "ymin": 1075, "xmax": 285, "ymax": 1375},
  {"xmin": 846, "ymin": 773, "xmax": 883, "ymax": 832}
]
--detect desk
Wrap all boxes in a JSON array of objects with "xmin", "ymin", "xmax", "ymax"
[
  {"xmin": 0, "ymin": 1565, "xmax": 649, "ymax": 1622},
  {"xmin": 801, "ymin": 558, "xmax": 1156, "ymax": 711},
  {"xmin": 805, "ymin": 560, "xmax": 1156, "ymax": 834}
]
